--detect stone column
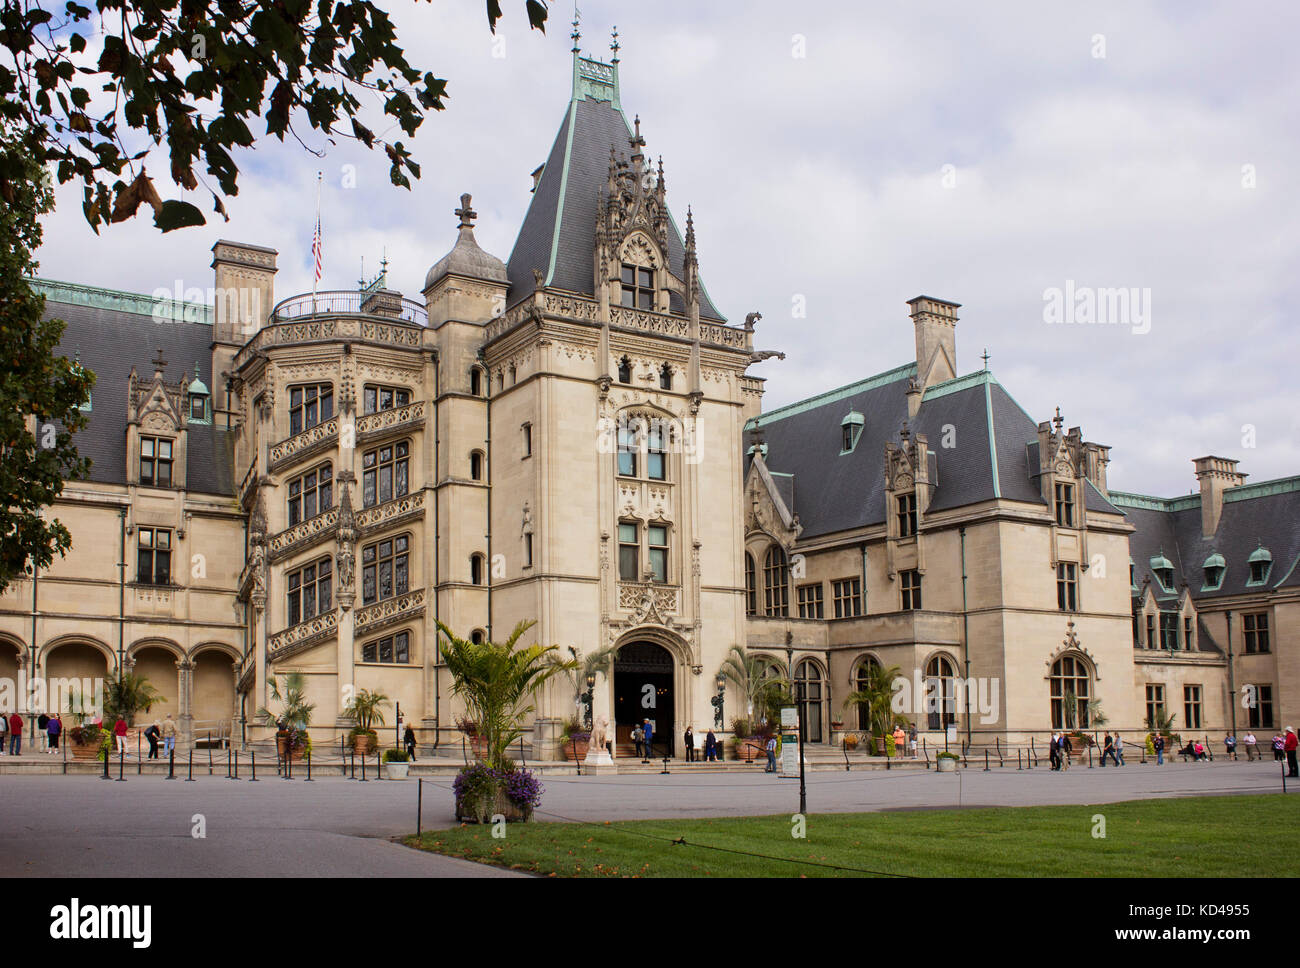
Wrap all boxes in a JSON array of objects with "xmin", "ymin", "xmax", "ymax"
[{"xmin": 177, "ymin": 659, "xmax": 194, "ymax": 749}]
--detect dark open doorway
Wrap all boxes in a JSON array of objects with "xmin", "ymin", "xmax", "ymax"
[{"xmin": 613, "ymin": 641, "xmax": 675, "ymax": 757}]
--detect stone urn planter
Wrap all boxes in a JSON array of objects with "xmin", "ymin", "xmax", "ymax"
[
  {"xmin": 385, "ymin": 761, "xmax": 410, "ymax": 780},
  {"xmin": 937, "ymin": 754, "xmax": 959, "ymax": 772}
]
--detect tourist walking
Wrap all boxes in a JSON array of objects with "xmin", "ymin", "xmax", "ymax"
[
  {"xmin": 684, "ymin": 726, "xmax": 695, "ymax": 762},
  {"xmin": 47, "ymin": 714, "xmax": 61, "ymax": 753},
  {"xmin": 1244, "ymin": 731, "xmax": 1258, "ymax": 760},
  {"xmin": 1153, "ymin": 732, "xmax": 1164, "ymax": 765},
  {"xmin": 144, "ymin": 721, "xmax": 161, "ymax": 759},
  {"xmin": 1100, "ymin": 732, "xmax": 1116, "ymax": 766},
  {"xmin": 37, "ymin": 712, "xmax": 49, "ymax": 751},
  {"xmin": 1049, "ymin": 732, "xmax": 1061, "ymax": 771},
  {"xmin": 1286, "ymin": 727, "xmax": 1298, "ymax": 778},
  {"xmin": 642, "ymin": 718, "xmax": 654, "ymax": 760},
  {"xmin": 765, "ymin": 734, "xmax": 777, "ymax": 773},
  {"xmin": 113, "ymin": 717, "xmax": 128, "ymax": 756},
  {"xmin": 404, "ymin": 724, "xmax": 417, "ymax": 761},
  {"xmin": 8, "ymin": 711, "xmax": 22, "ymax": 755},
  {"xmin": 631, "ymin": 725, "xmax": 643, "ymax": 759},
  {"xmin": 1059, "ymin": 731, "xmax": 1072, "ymax": 769},
  {"xmin": 1272, "ymin": 734, "xmax": 1285, "ymax": 761},
  {"xmin": 161, "ymin": 714, "xmax": 177, "ymax": 758},
  {"xmin": 908, "ymin": 724, "xmax": 918, "ymax": 758},
  {"xmin": 704, "ymin": 728, "xmax": 717, "ymax": 762},
  {"xmin": 1114, "ymin": 733, "xmax": 1126, "ymax": 765},
  {"xmin": 1224, "ymin": 732, "xmax": 1237, "ymax": 760}
]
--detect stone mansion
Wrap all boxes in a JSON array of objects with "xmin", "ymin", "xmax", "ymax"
[{"xmin": 3, "ymin": 47, "xmax": 1296, "ymax": 755}]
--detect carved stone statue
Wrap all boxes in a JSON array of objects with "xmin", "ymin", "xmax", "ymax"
[
  {"xmin": 590, "ymin": 714, "xmax": 608, "ymax": 751},
  {"xmin": 749, "ymin": 349, "xmax": 786, "ymax": 364},
  {"xmin": 744, "ymin": 311, "xmax": 762, "ymax": 332}
]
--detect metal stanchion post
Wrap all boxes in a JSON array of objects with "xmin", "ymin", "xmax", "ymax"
[
  {"xmin": 101, "ymin": 743, "xmax": 111, "ymax": 779},
  {"xmin": 137, "ymin": 731, "xmax": 141, "ymax": 774},
  {"xmin": 233, "ymin": 748, "xmax": 239, "ymax": 780},
  {"xmin": 305, "ymin": 749, "xmax": 312, "ymax": 781},
  {"xmin": 1017, "ymin": 749, "xmax": 1022, "ymax": 771},
  {"xmin": 186, "ymin": 747, "xmax": 195, "ymax": 781},
  {"xmin": 417, "ymin": 778, "xmax": 423, "ymax": 838},
  {"xmin": 116, "ymin": 745, "xmax": 126, "ymax": 781},
  {"xmin": 359, "ymin": 749, "xmax": 368, "ymax": 782},
  {"xmin": 207, "ymin": 733, "xmax": 213, "ymax": 775},
  {"xmin": 250, "ymin": 751, "xmax": 258, "ymax": 782},
  {"xmin": 166, "ymin": 746, "xmax": 175, "ymax": 780}
]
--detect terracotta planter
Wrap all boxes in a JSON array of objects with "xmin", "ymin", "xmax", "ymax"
[
  {"xmin": 352, "ymin": 733, "xmax": 377, "ymax": 755},
  {"xmin": 71, "ymin": 743, "xmax": 101, "ymax": 760},
  {"xmin": 562, "ymin": 739, "xmax": 590, "ymax": 761}
]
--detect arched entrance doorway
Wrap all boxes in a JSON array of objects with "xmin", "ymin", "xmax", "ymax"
[
  {"xmin": 613, "ymin": 641, "xmax": 675, "ymax": 758},
  {"xmin": 131, "ymin": 646, "xmax": 180, "ymax": 723},
  {"xmin": 794, "ymin": 659, "xmax": 825, "ymax": 743}
]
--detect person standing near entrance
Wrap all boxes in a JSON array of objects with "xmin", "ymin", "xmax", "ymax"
[
  {"xmin": 1286, "ymin": 727, "xmax": 1298, "ymax": 777},
  {"xmin": 161, "ymin": 714, "xmax": 177, "ymax": 758},
  {"xmin": 704, "ymin": 728, "xmax": 717, "ymax": 762},
  {"xmin": 765, "ymin": 735, "xmax": 777, "ymax": 773},
  {"xmin": 632, "ymin": 725, "xmax": 643, "ymax": 759},
  {"xmin": 47, "ymin": 713, "xmax": 61, "ymax": 754},
  {"xmin": 684, "ymin": 726, "xmax": 695, "ymax": 762},
  {"xmin": 908, "ymin": 724, "xmax": 918, "ymax": 759},
  {"xmin": 1114, "ymin": 733, "xmax": 1125, "ymax": 765},
  {"xmin": 8, "ymin": 711, "xmax": 22, "ymax": 755},
  {"xmin": 1153, "ymin": 732, "xmax": 1164, "ymax": 765},
  {"xmin": 113, "ymin": 717, "xmax": 128, "ymax": 756},
  {"xmin": 1244, "ymin": 731, "xmax": 1257, "ymax": 760},
  {"xmin": 642, "ymin": 719, "xmax": 654, "ymax": 760},
  {"xmin": 404, "ymin": 723, "xmax": 417, "ymax": 761}
]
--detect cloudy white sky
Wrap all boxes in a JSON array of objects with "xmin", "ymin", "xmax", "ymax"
[{"xmin": 35, "ymin": 1, "xmax": 1300, "ymax": 497}]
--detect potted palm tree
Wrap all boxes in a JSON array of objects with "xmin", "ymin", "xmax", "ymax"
[
  {"xmin": 843, "ymin": 663, "xmax": 902, "ymax": 756},
  {"xmin": 104, "ymin": 672, "xmax": 163, "ymax": 727},
  {"xmin": 345, "ymin": 688, "xmax": 390, "ymax": 755},
  {"xmin": 256, "ymin": 672, "xmax": 315, "ymax": 760},
  {"xmin": 438, "ymin": 620, "xmax": 575, "ymax": 822},
  {"xmin": 718, "ymin": 645, "xmax": 790, "ymax": 754}
]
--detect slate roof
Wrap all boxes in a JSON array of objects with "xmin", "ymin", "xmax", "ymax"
[
  {"xmin": 41, "ymin": 295, "xmax": 236, "ymax": 497},
  {"xmin": 1114, "ymin": 481, "xmax": 1300, "ymax": 603},
  {"xmin": 744, "ymin": 366, "xmax": 1062, "ymax": 539},
  {"xmin": 505, "ymin": 73, "xmax": 726, "ymax": 321}
]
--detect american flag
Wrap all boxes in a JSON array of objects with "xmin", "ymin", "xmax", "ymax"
[{"xmin": 311, "ymin": 214, "xmax": 323, "ymax": 284}]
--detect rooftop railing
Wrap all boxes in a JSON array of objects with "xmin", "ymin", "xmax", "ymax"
[{"xmin": 270, "ymin": 290, "xmax": 429, "ymax": 327}]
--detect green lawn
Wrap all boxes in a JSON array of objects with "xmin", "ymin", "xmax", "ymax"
[{"xmin": 404, "ymin": 794, "xmax": 1296, "ymax": 877}]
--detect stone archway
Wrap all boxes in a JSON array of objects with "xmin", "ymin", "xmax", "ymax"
[
  {"xmin": 44, "ymin": 642, "xmax": 111, "ymax": 722},
  {"xmin": 190, "ymin": 648, "xmax": 237, "ymax": 734},
  {"xmin": 613, "ymin": 640, "xmax": 676, "ymax": 758},
  {"xmin": 130, "ymin": 645, "xmax": 181, "ymax": 725}
]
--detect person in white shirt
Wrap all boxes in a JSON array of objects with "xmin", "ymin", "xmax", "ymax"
[{"xmin": 1244, "ymin": 731, "xmax": 1258, "ymax": 761}]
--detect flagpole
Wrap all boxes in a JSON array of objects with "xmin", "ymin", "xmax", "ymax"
[{"xmin": 312, "ymin": 171, "xmax": 322, "ymax": 312}]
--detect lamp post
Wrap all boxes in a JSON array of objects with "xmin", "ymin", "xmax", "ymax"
[
  {"xmin": 711, "ymin": 674, "xmax": 725, "ymax": 728},
  {"xmin": 581, "ymin": 673, "xmax": 595, "ymax": 731}
]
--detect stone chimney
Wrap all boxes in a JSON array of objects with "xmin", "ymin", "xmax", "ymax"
[
  {"xmin": 211, "ymin": 240, "xmax": 277, "ymax": 345},
  {"xmin": 1193, "ymin": 456, "xmax": 1246, "ymax": 537},
  {"xmin": 908, "ymin": 296, "xmax": 959, "ymax": 392}
]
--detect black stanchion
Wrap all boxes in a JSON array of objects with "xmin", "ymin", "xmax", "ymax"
[
  {"xmin": 166, "ymin": 746, "xmax": 175, "ymax": 780},
  {"xmin": 1017, "ymin": 749, "xmax": 1022, "ymax": 771},
  {"xmin": 660, "ymin": 755, "xmax": 670, "ymax": 775},
  {"xmin": 137, "ymin": 731, "xmax": 142, "ymax": 774},
  {"xmin": 285, "ymin": 745, "xmax": 293, "ymax": 780},
  {"xmin": 226, "ymin": 744, "xmax": 232, "ymax": 780},
  {"xmin": 233, "ymin": 748, "xmax": 239, "ymax": 780},
  {"xmin": 984, "ymin": 749, "xmax": 989, "ymax": 772},
  {"xmin": 417, "ymin": 778, "xmax": 423, "ymax": 838},
  {"xmin": 1088, "ymin": 744, "xmax": 1094, "ymax": 768},
  {"xmin": 359, "ymin": 750, "xmax": 368, "ymax": 782},
  {"xmin": 186, "ymin": 747, "xmax": 195, "ymax": 781},
  {"xmin": 349, "ymin": 747, "xmax": 356, "ymax": 780},
  {"xmin": 305, "ymin": 749, "xmax": 313, "ymax": 781},
  {"xmin": 100, "ymin": 745, "xmax": 111, "ymax": 779},
  {"xmin": 116, "ymin": 745, "xmax": 126, "ymax": 781},
  {"xmin": 207, "ymin": 733, "xmax": 213, "ymax": 775},
  {"xmin": 61, "ymin": 734, "xmax": 67, "ymax": 774}
]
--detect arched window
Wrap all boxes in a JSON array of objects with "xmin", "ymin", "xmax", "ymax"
[
  {"xmin": 617, "ymin": 356, "xmax": 632, "ymax": 384},
  {"xmin": 744, "ymin": 553, "xmax": 757, "ymax": 616},
  {"xmin": 470, "ymin": 629, "xmax": 485, "ymax": 645},
  {"xmin": 470, "ymin": 553, "xmax": 485, "ymax": 586},
  {"xmin": 794, "ymin": 660, "xmax": 824, "ymax": 743},
  {"xmin": 763, "ymin": 545, "xmax": 789, "ymax": 617},
  {"xmin": 470, "ymin": 450, "xmax": 484, "ymax": 481},
  {"xmin": 659, "ymin": 363, "xmax": 673, "ymax": 390},
  {"xmin": 925, "ymin": 655, "xmax": 956, "ymax": 730},
  {"xmin": 854, "ymin": 656, "xmax": 881, "ymax": 731},
  {"xmin": 1049, "ymin": 654, "xmax": 1091, "ymax": 730}
]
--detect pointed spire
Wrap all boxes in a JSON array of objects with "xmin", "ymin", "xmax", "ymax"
[
  {"xmin": 610, "ymin": 24, "xmax": 620, "ymax": 62},
  {"xmin": 570, "ymin": 4, "xmax": 580, "ymax": 53}
]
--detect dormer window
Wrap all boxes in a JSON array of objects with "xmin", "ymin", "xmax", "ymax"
[
  {"xmin": 1150, "ymin": 554, "xmax": 1175, "ymax": 592},
  {"xmin": 897, "ymin": 493, "xmax": 917, "ymax": 537},
  {"xmin": 620, "ymin": 263, "xmax": 654, "ymax": 310},
  {"xmin": 1247, "ymin": 546, "xmax": 1272, "ymax": 586},
  {"xmin": 617, "ymin": 356, "xmax": 632, "ymax": 384},
  {"xmin": 140, "ymin": 437, "xmax": 173, "ymax": 487},
  {"xmin": 1054, "ymin": 482, "xmax": 1075, "ymax": 527},
  {"xmin": 1202, "ymin": 553, "xmax": 1225, "ymax": 591},
  {"xmin": 840, "ymin": 411, "xmax": 863, "ymax": 453},
  {"xmin": 187, "ymin": 364, "xmax": 211, "ymax": 424}
]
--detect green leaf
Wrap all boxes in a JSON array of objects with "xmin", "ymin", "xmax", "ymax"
[{"xmin": 153, "ymin": 199, "xmax": 206, "ymax": 232}]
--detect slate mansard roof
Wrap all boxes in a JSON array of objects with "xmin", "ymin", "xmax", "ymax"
[
  {"xmin": 1113, "ymin": 482, "xmax": 1300, "ymax": 604},
  {"xmin": 35, "ymin": 281, "xmax": 236, "ymax": 497},
  {"xmin": 505, "ymin": 56, "xmax": 726, "ymax": 322},
  {"xmin": 743, "ymin": 367, "xmax": 1065, "ymax": 540}
]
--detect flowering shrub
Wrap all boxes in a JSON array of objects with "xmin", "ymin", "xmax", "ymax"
[{"xmin": 453, "ymin": 762, "xmax": 544, "ymax": 821}]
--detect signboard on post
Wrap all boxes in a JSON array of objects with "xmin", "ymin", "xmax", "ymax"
[
  {"xmin": 780, "ymin": 731, "xmax": 800, "ymax": 777},
  {"xmin": 946, "ymin": 724, "xmax": 958, "ymax": 747},
  {"xmin": 780, "ymin": 707, "xmax": 797, "ymax": 729}
]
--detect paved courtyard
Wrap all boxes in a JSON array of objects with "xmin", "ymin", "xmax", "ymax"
[{"xmin": 0, "ymin": 759, "xmax": 1285, "ymax": 877}]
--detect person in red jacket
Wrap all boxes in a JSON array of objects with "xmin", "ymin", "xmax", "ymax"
[
  {"xmin": 113, "ymin": 717, "xmax": 129, "ymax": 756},
  {"xmin": 1285, "ymin": 727, "xmax": 1298, "ymax": 778},
  {"xmin": 8, "ymin": 712, "xmax": 23, "ymax": 756}
]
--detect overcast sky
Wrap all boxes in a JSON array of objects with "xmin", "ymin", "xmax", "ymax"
[{"xmin": 35, "ymin": 1, "xmax": 1300, "ymax": 497}]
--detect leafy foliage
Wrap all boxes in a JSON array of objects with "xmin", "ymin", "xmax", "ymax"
[
  {"xmin": 256, "ymin": 671, "xmax": 315, "ymax": 729},
  {"xmin": 0, "ymin": 122, "xmax": 94, "ymax": 592},
  {"xmin": 103, "ymin": 672, "xmax": 162, "ymax": 726},
  {"xmin": 344, "ymin": 687, "xmax": 389, "ymax": 730},
  {"xmin": 717, "ymin": 645, "xmax": 789, "ymax": 727},
  {"xmin": 842, "ymin": 663, "xmax": 904, "ymax": 737},
  {"xmin": 0, "ymin": 0, "xmax": 548, "ymax": 231},
  {"xmin": 437, "ymin": 619, "xmax": 574, "ymax": 771}
]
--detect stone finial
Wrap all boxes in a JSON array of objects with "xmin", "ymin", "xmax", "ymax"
[
  {"xmin": 1053, "ymin": 407, "xmax": 1064, "ymax": 432},
  {"xmin": 152, "ymin": 347, "xmax": 168, "ymax": 375},
  {"xmin": 455, "ymin": 193, "xmax": 477, "ymax": 229},
  {"xmin": 610, "ymin": 25, "xmax": 620, "ymax": 61}
]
